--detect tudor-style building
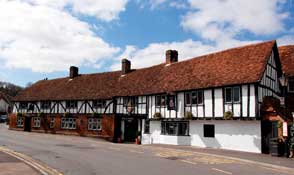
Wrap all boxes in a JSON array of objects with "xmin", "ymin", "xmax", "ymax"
[{"xmin": 10, "ymin": 40, "xmax": 290, "ymax": 153}]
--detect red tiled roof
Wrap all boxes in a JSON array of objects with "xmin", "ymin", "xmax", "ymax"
[
  {"xmin": 279, "ymin": 45, "xmax": 294, "ymax": 77},
  {"xmin": 13, "ymin": 40, "xmax": 276, "ymax": 101}
]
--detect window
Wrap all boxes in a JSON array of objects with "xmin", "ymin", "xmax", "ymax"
[
  {"xmin": 203, "ymin": 124, "xmax": 215, "ymax": 138},
  {"xmin": 88, "ymin": 118, "xmax": 102, "ymax": 131},
  {"xmin": 33, "ymin": 117, "xmax": 41, "ymax": 128},
  {"xmin": 123, "ymin": 97, "xmax": 138, "ymax": 107},
  {"xmin": 61, "ymin": 118, "xmax": 76, "ymax": 129},
  {"xmin": 225, "ymin": 87, "xmax": 240, "ymax": 103},
  {"xmin": 65, "ymin": 101, "xmax": 78, "ymax": 109},
  {"xmin": 93, "ymin": 100, "xmax": 107, "ymax": 108},
  {"xmin": 144, "ymin": 120, "xmax": 150, "ymax": 134},
  {"xmin": 156, "ymin": 95, "xmax": 166, "ymax": 107},
  {"xmin": 185, "ymin": 90, "xmax": 204, "ymax": 106},
  {"xmin": 288, "ymin": 79, "xmax": 294, "ymax": 93},
  {"xmin": 16, "ymin": 117, "xmax": 24, "ymax": 127},
  {"xmin": 161, "ymin": 121, "xmax": 189, "ymax": 136},
  {"xmin": 50, "ymin": 117, "xmax": 55, "ymax": 128},
  {"xmin": 41, "ymin": 101, "xmax": 51, "ymax": 109},
  {"xmin": 19, "ymin": 102, "xmax": 28, "ymax": 109}
]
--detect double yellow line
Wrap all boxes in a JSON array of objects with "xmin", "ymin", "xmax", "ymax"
[{"xmin": 0, "ymin": 146, "xmax": 63, "ymax": 175}]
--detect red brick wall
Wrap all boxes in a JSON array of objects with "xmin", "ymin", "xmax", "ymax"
[{"xmin": 9, "ymin": 113, "xmax": 115, "ymax": 140}]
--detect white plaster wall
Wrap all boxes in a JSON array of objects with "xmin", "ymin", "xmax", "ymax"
[
  {"xmin": 142, "ymin": 120, "xmax": 261, "ymax": 153},
  {"xmin": 190, "ymin": 120, "xmax": 261, "ymax": 153},
  {"xmin": 214, "ymin": 88, "xmax": 223, "ymax": 117}
]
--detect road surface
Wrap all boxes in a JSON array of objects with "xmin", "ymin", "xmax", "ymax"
[{"xmin": 0, "ymin": 124, "xmax": 292, "ymax": 175}]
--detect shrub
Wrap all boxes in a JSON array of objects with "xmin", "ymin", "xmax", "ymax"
[
  {"xmin": 153, "ymin": 112, "xmax": 162, "ymax": 120},
  {"xmin": 224, "ymin": 111, "xmax": 233, "ymax": 120},
  {"xmin": 184, "ymin": 112, "xmax": 194, "ymax": 120}
]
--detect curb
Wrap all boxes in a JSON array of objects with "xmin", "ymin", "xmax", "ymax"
[
  {"xmin": 0, "ymin": 146, "xmax": 63, "ymax": 175},
  {"xmin": 147, "ymin": 146, "xmax": 294, "ymax": 174}
]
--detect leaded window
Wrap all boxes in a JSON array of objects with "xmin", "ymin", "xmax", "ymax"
[
  {"xmin": 50, "ymin": 117, "xmax": 55, "ymax": 128},
  {"xmin": 161, "ymin": 121, "xmax": 189, "ymax": 136},
  {"xmin": 185, "ymin": 90, "xmax": 204, "ymax": 106},
  {"xmin": 16, "ymin": 117, "xmax": 24, "ymax": 127},
  {"xmin": 33, "ymin": 117, "xmax": 41, "ymax": 128},
  {"xmin": 156, "ymin": 95, "xmax": 166, "ymax": 107},
  {"xmin": 88, "ymin": 118, "xmax": 102, "ymax": 131},
  {"xmin": 61, "ymin": 118, "xmax": 76, "ymax": 129},
  {"xmin": 225, "ymin": 87, "xmax": 240, "ymax": 103}
]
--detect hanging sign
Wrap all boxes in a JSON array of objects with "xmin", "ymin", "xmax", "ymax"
[
  {"xmin": 167, "ymin": 95, "xmax": 176, "ymax": 110},
  {"xmin": 283, "ymin": 122, "xmax": 288, "ymax": 137}
]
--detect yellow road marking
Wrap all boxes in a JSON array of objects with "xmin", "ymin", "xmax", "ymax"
[
  {"xmin": 261, "ymin": 166, "xmax": 294, "ymax": 175},
  {"xmin": 212, "ymin": 168, "xmax": 232, "ymax": 175},
  {"xmin": 130, "ymin": 150, "xmax": 144, "ymax": 154},
  {"xmin": 180, "ymin": 160, "xmax": 197, "ymax": 165},
  {"xmin": 0, "ymin": 146, "xmax": 63, "ymax": 175}
]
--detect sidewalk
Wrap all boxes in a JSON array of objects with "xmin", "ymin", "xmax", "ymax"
[
  {"xmin": 0, "ymin": 151, "xmax": 40, "ymax": 175},
  {"xmin": 150, "ymin": 144, "xmax": 294, "ymax": 169}
]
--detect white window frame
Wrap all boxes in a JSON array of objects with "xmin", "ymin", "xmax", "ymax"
[
  {"xmin": 50, "ymin": 117, "xmax": 55, "ymax": 128},
  {"xmin": 16, "ymin": 117, "xmax": 24, "ymax": 127},
  {"xmin": 33, "ymin": 117, "xmax": 41, "ymax": 128},
  {"xmin": 61, "ymin": 118, "xmax": 76, "ymax": 129},
  {"xmin": 88, "ymin": 118, "xmax": 102, "ymax": 131}
]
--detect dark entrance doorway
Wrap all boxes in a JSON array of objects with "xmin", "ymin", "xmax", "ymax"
[
  {"xmin": 124, "ymin": 118, "xmax": 138, "ymax": 142},
  {"xmin": 24, "ymin": 117, "xmax": 31, "ymax": 132},
  {"xmin": 261, "ymin": 120, "xmax": 278, "ymax": 154}
]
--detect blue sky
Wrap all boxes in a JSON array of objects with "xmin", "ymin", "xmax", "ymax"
[{"xmin": 0, "ymin": 0, "xmax": 293, "ymax": 87}]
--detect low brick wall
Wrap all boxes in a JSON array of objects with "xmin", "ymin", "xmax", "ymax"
[{"xmin": 9, "ymin": 113, "xmax": 115, "ymax": 141}]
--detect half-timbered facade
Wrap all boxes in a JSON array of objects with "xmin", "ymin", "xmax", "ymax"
[{"xmin": 10, "ymin": 40, "xmax": 286, "ymax": 153}]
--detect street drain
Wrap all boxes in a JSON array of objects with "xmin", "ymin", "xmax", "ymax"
[{"xmin": 165, "ymin": 157, "xmax": 179, "ymax": 160}]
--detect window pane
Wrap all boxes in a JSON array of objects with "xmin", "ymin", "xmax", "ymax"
[
  {"xmin": 233, "ymin": 87, "xmax": 240, "ymax": 102},
  {"xmin": 225, "ymin": 88, "xmax": 232, "ymax": 102},
  {"xmin": 156, "ymin": 96, "xmax": 161, "ymax": 107},
  {"xmin": 178, "ymin": 122, "xmax": 188, "ymax": 136},
  {"xmin": 185, "ymin": 93, "xmax": 191, "ymax": 105},
  {"xmin": 289, "ymin": 80, "xmax": 294, "ymax": 92},
  {"xmin": 161, "ymin": 96, "xmax": 166, "ymax": 106},
  {"xmin": 191, "ymin": 92, "xmax": 197, "ymax": 105},
  {"xmin": 197, "ymin": 91, "xmax": 203, "ymax": 104}
]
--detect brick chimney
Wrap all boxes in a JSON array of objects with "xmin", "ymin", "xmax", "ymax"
[
  {"xmin": 122, "ymin": 59, "xmax": 131, "ymax": 75},
  {"xmin": 166, "ymin": 50, "xmax": 178, "ymax": 64},
  {"xmin": 69, "ymin": 66, "xmax": 79, "ymax": 78}
]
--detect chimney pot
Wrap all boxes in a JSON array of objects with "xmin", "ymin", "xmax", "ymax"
[
  {"xmin": 166, "ymin": 50, "xmax": 178, "ymax": 64},
  {"xmin": 122, "ymin": 59, "xmax": 131, "ymax": 75},
  {"xmin": 70, "ymin": 66, "xmax": 79, "ymax": 78}
]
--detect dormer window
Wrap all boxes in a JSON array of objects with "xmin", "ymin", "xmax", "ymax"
[
  {"xmin": 19, "ymin": 102, "xmax": 28, "ymax": 109},
  {"xmin": 93, "ymin": 100, "xmax": 107, "ymax": 108},
  {"xmin": 41, "ymin": 101, "xmax": 51, "ymax": 109},
  {"xmin": 66, "ymin": 100, "xmax": 78, "ymax": 109}
]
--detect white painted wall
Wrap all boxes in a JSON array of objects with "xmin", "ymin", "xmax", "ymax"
[
  {"xmin": 142, "ymin": 120, "xmax": 261, "ymax": 153},
  {"xmin": 0, "ymin": 99, "xmax": 9, "ymax": 112}
]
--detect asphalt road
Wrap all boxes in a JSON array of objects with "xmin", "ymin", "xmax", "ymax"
[{"xmin": 0, "ymin": 124, "xmax": 292, "ymax": 175}]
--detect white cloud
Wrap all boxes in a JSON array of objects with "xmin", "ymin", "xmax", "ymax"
[
  {"xmin": 182, "ymin": 0, "xmax": 288, "ymax": 42},
  {"xmin": 0, "ymin": 0, "xmax": 120, "ymax": 72},
  {"xmin": 24, "ymin": 0, "xmax": 129, "ymax": 21},
  {"xmin": 111, "ymin": 39, "xmax": 258, "ymax": 71}
]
